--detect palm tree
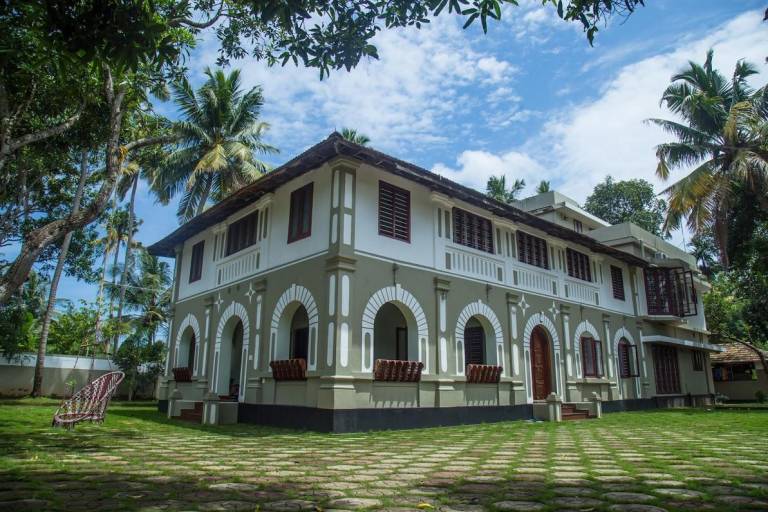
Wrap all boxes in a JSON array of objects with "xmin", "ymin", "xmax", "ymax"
[
  {"xmin": 340, "ymin": 128, "xmax": 371, "ymax": 146},
  {"xmin": 93, "ymin": 208, "xmax": 131, "ymax": 350},
  {"xmin": 536, "ymin": 180, "xmax": 551, "ymax": 193},
  {"xmin": 486, "ymin": 175, "xmax": 525, "ymax": 203},
  {"xmin": 121, "ymin": 249, "xmax": 171, "ymax": 345},
  {"xmin": 156, "ymin": 68, "xmax": 278, "ymax": 222},
  {"xmin": 648, "ymin": 50, "xmax": 767, "ymax": 267}
]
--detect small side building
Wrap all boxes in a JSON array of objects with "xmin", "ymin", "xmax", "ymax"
[{"xmin": 711, "ymin": 343, "xmax": 768, "ymax": 402}]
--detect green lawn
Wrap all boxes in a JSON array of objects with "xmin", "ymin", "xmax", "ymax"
[{"xmin": 0, "ymin": 402, "xmax": 767, "ymax": 512}]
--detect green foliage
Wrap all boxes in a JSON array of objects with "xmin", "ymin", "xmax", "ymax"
[
  {"xmin": 112, "ymin": 335, "xmax": 165, "ymax": 401},
  {"xmin": 340, "ymin": 128, "xmax": 371, "ymax": 146},
  {"xmin": 648, "ymin": 51, "xmax": 768, "ymax": 265},
  {"xmin": 47, "ymin": 302, "xmax": 107, "ymax": 356},
  {"xmin": 0, "ymin": 272, "xmax": 47, "ymax": 361},
  {"xmin": 535, "ymin": 180, "xmax": 551, "ymax": 194},
  {"xmin": 756, "ymin": 390, "xmax": 766, "ymax": 403},
  {"xmin": 487, "ymin": 175, "xmax": 525, "ymax": 203},
  {"xmin": 583, "ymin": 176, "xmax": 666, "ymax": 236},
  {"xmin": 155, "ymin": 68, "xmax": 278, "ymax": 221}
]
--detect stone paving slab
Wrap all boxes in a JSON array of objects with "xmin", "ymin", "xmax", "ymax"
[{"xmin": 1, "ymin": 405, "xmax": 767, "ymax": 512}]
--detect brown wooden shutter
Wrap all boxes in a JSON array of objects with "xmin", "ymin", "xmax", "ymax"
[
  {"xmin": 610, "ymin": 265, "xmax": 625, "ymax": 300},
  {"xmin": 452, "ymin": 208, "xmax": 493, "ymax": 254},
  {"xmin": 378, "ymin": 181, "xmax": 410, "ymax": 242},
  {"xmin": 189, "ymin": 241, "xmax": 205, "ymax": 282}
]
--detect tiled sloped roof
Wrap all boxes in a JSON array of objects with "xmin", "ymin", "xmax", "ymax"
[{"xmin": 710, "ymin": 343, "xmax": 768, "ymax": 364}]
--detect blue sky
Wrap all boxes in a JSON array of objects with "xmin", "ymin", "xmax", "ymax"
[{"xmin": 56, "ymin": 0, "xmax": 766, "ymax": 304}]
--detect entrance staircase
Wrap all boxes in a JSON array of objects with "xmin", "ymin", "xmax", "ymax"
[
  {"xmin": 173, "ymin": 401, "xmax": 203, "ymax": 423},
  {"xmin": 561, "ymin": 403, "xmax": 596, "ymax": 421}
]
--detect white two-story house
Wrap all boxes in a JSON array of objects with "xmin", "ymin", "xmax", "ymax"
[{"xmin": 149, "ymin": 133, "xmax": 719, "ymax": 431}]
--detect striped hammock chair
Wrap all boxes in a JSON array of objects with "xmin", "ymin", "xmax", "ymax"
[{"xmin": 52, "ymin": 371, "xmax": 125, "ymax": 429}]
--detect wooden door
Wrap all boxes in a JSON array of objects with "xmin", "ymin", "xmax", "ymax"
[
  {"xmin": 531, "ymin": 327, "xmax": 552, "ymax": 400},
  {"xmin": 291, "ymin": 327, "xmax": 309, "ymax": 361}
]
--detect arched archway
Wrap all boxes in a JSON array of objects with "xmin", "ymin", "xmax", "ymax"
[
  {"xmin": 174, "ymin": 314, "xmax": 201, "ymax": 375},
  {"xmin": 573, "ymin": 320, "xmax": 600, "ymax": 379},
  {"xmin": 523, "ymin": 313, "xmax": 562, "ymax": 403},
  {"xmin": 361, "ymin": 285, "xmax": 429, "ymax": 373},
  {"xmin": 614, "ymin": 326, "xmax": 640, "ymax": 398},
  {"xmin": 213, "ymin": 302, "xmax": 250, "ymax": 401},
  {"xmin": 373, "ymin": 302, "xmax": 416, "ymax": 361},
  {"xmin": 454, "ymin": 300, "xmax": 504, "ymax": 376},
  {"xmin": 269, "ymin": 285, "xmax": 319, "ymax": 370}
]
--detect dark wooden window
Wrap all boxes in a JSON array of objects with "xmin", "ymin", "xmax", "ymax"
[
  {"xmin": 189, "ymin": 241, "xmax": 205, "ymax": 282},
  {"xmin": 692, "ymin": 350, "xmax": 705, "ymax": 371},
  {"xmin": 464, "ymin": 326, "xmax": 486, "ymax": 365},
  {"xmin": 566, "ymin": 248, "xmax": 591, "ymax": 281},
  {"xmin": 288, "ymin": 183, "xmax": 313, "ymax": 243},
  {"xmin": 581, "ymin": 337, "xmax": 604, "ymax": 378},
  {"xmin": 187, "ymin": 334, "xmax": 196, "ymax": 371},
  {"xmin": 618, "ymin": 339, "xmax": 639, "ymax": 378},
  {"xmin": 653, "ymin": 345, "xmax": 680, "ymax": 394},
  {"xmin": 611, "ymin": 265, "xmax": 625, "ymax": 300},
  {"xmin": 644, "ymin": 267, "xmax": 698, "ymax": 317},
  {"xmin": 517, "ymin": 231, "xmax": 549, "ymax": 269},
  {"xmin": 225, "ymin": 211, "xmax": 259, "ymax": 256},
  {"xmin": 291, "ymin": 327, "xmax": 309, "ymax": 361},
  {"xmin": 378, "ymin": 181, "xmax": 410, "ymax": 242},
  {"xmin": 452, "ymin": 208, "xmax": 494, "ymax": 253}
]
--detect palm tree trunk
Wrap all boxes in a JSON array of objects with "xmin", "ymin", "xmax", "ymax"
[
  {"xmin": 113, "ymin": 175, "xmax": 138, "ymax": 353},
  {"xmin": 31, "ymin": 150, "xmax": 88, "ymax": 397},
  {"xmin": 92, "ymin": 244, "xmax": 111, "ymax": 351},
  {"xmin": 196, "ymin": 177, "xmax": 213, "ymax": 217}
]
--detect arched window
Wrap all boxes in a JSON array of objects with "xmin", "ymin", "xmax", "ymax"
[
  {"xmin": 618, "ymin": 338, "xmax": 639, "ymax": 378},
  {"xmin": 464, "ymin": 317, "xmax": 486, "ymax": 365},
  {"xmin": 581, "ymin": 336, "xmax": 604, "ymax": 378}
]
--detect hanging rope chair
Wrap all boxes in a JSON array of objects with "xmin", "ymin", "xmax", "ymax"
[{"xmin": 52, "ymin": 370, "xmax": 125, "ymax": 429}]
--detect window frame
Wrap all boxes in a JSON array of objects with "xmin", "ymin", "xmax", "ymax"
[
  {"xmin": 452, "ymin": 207, "xmax": 494, "ymax": 254},
  {"xmin": 610, "ymin": 265, "xmax": 626, "ymax": 301},
  {"xmin": 692, "ymin": 350, "xmax": 705, "ymax": 372},
  {"xmin": 566, "ymin": 247, "xmax": 592, "ymax": 282},
  {"xmin": 225, "ymin": 211, "xmax": 259, "ymax": 257},
  {"xmin": 378, "ymin": 180, "xmax": 411, "ymax": 243},
  {"xmin": 188, "ymin": 240, "xmax": 205, "ymax": 283},
  {"xmin": 581, "ymin": 337, "xmax": 604, "ymax": 378},
  {"xmin": 618, "ymin": 339, "xmax": 639, "ymax": 378},
  {"xmin": 516, "ymin": 230, "xmax": 549, "ymax": 269},
  {"xmin": 287, "ymin": 182, "xmax": 314, "ymax": 243}
]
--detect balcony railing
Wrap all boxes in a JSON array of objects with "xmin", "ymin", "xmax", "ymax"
[
  {"xmin": 216, "ymin": 245, "xmax": 261, "ymax": 286},
  {"xmin": 444, "ymin": 245, "xmax": 504, "ymax": 283},
  {"xmin": 512, "ymin": 263, "xmax": 558, "ymax": 297},
  {"xmin": 564, "ymin": 277, "xmax": 600, "ymax": 306}
]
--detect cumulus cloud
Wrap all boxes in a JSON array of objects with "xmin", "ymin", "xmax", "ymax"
[
  {"xmin": 433, "ymin": 11, "xmax": 766, "ymax": 205},
  {"xmin": 190, "ymin": 15, "xmax": 519, "ymax": 157}
]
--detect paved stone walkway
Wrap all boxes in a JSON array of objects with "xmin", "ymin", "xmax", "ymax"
[{"xmin": 0, "ymin": 406, "xmax": 767, "ymax": 511}]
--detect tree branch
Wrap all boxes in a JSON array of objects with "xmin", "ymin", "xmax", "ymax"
[
  {"xmin": 6, "ymin": 104, "xmax": 83, "ymax": 154},
  {"xmin": 170, "ymin": 2, "xmax": 225, "ymax": 29}
]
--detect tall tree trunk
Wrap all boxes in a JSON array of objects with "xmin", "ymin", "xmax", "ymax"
[
  {"xmin": 93, "ymin": 238, "xmax": 112, "ymax": 351},
  {"xmin": 114, "ymin": 175, "xmax": 138, "ymax": 353},
  {"xmin": 31, "ymin": 150, "xmax": 89, "ymax": 397}
]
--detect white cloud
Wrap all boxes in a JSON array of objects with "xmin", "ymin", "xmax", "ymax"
[
  {"xmin": 190, "ymin": 15, "xmax": 519, "ymax": 156},
  {"xmin": 433, "ymin": 150, "xmax": 546, "ymax": 194},
  {"xmin": 433, "ymin": 10, "xmax": 766, "ymax": 205}
]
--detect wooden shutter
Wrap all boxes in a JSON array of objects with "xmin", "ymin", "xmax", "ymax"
[
  {"xmin": 517, "ymin": 231, "xmax": 549, "ymax": 269},
  {"xmin": 566, "ymin": 248, "xmax": 591, "ymax": 281},
  {"xmin": 378, "ymin": 181, "xmax": 410, "ymax": 242},
  {"xmin": 464, "ymin": 326, "xmax": 485, "ymax": 365},
  {"xmin": 225, "ymin": 211, "xmax": 259, "ymax": 256},
  {"xmin": 189, "ymin": 241, "xmax": 205, "ymax": 282},
  {"xmin": 452, "ymin": 208, "xmax": 493, "ymax": 254},
  {"xmin": 288, "ymin": 183, "xmax": 313, "ymax": 243},
  {"xmin": 653, "ymin": 345, "xmax": 680, "ymax": 394},
  {"xmin": 611, "ymin": 265, "xmax": 625, "ymax": 300}
]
